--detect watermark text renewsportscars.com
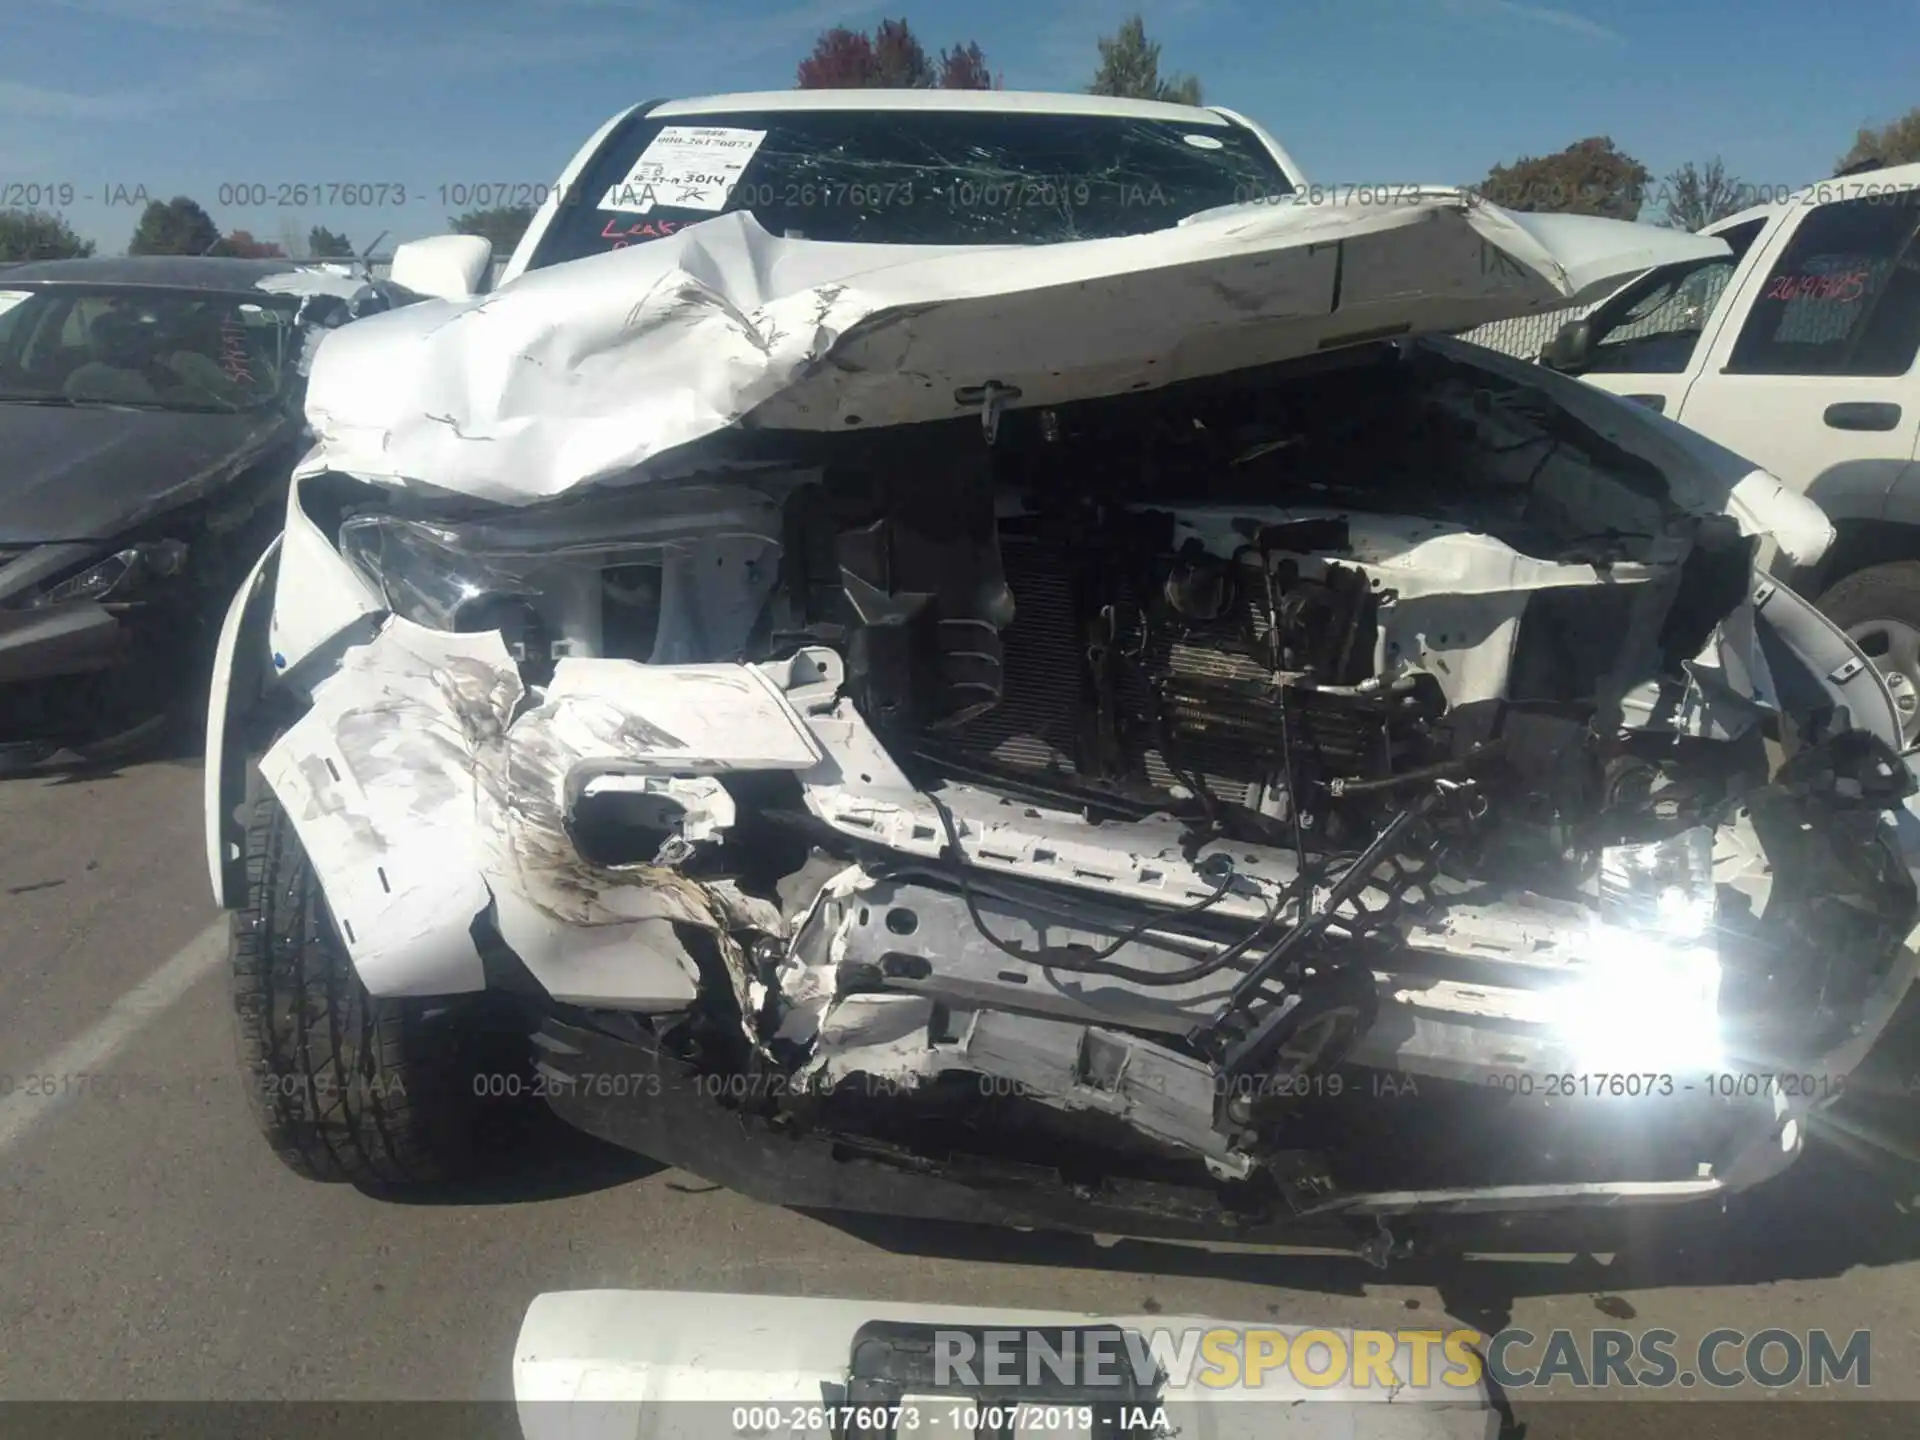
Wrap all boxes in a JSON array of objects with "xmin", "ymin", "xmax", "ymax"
[{"xmin": 931, "ymin": 1325, "xmax": 1872, "ymax": 1392}]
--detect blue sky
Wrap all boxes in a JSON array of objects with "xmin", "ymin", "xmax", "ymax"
[{"xmin": 5, "ymin": 0, "xmax": 1917, "ymax": 254}]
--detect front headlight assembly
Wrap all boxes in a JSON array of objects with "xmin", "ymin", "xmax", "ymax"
[
  {"xmin": 1555, "ymin": 826, "xmax": 1724, "ymax": 1071},
  {"xmin": 337, "ymin": 515, "xmax": 539, "ymax": 633},
  {"xmin": 22, "ymin": 540, "xmax": 188, "ymax": 609},
  {"xmin": 334, "ymin": 483, "xmax": 786, "ymax": 667}
]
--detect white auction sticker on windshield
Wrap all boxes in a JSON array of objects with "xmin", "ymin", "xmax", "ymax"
[
  {"xmin": 0, "ymin": 290, "xmax": 30, "ymax": 316},
  {"xmin": 600, "ymin": 126, "xmax": 769, "ymax": 215}
]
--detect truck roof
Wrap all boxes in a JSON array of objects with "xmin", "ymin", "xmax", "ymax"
[
  {"xmin": 651, "ymin": 88, "xmax": 1236, "ymax": 125},
  {"xmin": 1703, "ymin": 159, "xmax": 1920, "ymax": 235}
]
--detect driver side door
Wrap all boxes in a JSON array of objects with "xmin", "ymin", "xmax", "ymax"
[{"xmin": 1565, "ymin": 215, "xmax": 1770, "ymax": 417}]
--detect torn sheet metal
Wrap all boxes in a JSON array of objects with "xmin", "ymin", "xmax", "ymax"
[
  {"xmin": 476, "ymin": 659, "xmax": 819, "ymax": 1013},
  {"xmin": 786, "ymin": 865, "xmax": 1605, "ymax": 1054},
  {"xmin": 254, "ymin": 265, "xmax": 377, "ymax": 301},
  {"xmin": 1434, "ymin": 336, "xmax": 1836, "ymax": 569},
  {"xmin": 1169, "ymin": 507, "xmax": 1669, "ymax": 708},
  {"xmin": 254, "ymin": 264, "xmax": 427, "ymax": 313},
  {"xmin": 258, "ymin": 618, "xmax": 518, "ymax": 996},
  {"xmin": 297, "ymin": 194, "xmax": 1727, "ymax": 505},
  {"xmin": 536, "ymin": 658, "xmax": 823, "ymax": 773},
  {"xmin": 260, "ymin": 619, "xmax": 824, "ymax": 1006},
  {"xmin": 803, "ymin": 996, "xmax": 1257, "ymax": 1179},
  {"xmin": 762, "ymin": 646, "xmax": 1300, "ymax": 924},
  {"xmin": 1619, "ymin": 600, "xmax": 1781, "ymax": 739}
]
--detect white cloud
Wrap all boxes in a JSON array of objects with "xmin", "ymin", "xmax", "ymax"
[
  {"xmin": 1485, "ymin": 0, "xmax": 1620, "ymax": 40},
  {"xmin": 1439, "ymin": 0, "xmax": 1621, "ymax": 43}
]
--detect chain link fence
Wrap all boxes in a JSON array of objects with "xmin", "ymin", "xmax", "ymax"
[{"xmin": 1457, "ymin": 304, "xmax": 1596, "ymax": 360}]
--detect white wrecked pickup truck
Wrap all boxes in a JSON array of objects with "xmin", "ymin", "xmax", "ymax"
[{"xmin": 206, "ymin": 90, "xmax": 1920, "ymax": 1250}]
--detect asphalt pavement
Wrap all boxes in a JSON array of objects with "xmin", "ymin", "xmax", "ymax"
[{"xmin": 6, "ymin": 753, "xmax": 1920, "ymax": 1438}]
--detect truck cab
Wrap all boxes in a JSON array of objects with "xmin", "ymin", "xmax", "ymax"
[{"xmin": 1541, "ymin": 164, "xmax": 1920, "ymax": 738}]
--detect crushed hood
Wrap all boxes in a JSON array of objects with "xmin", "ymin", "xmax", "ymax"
[{"xmin": 300, "ymin": 190, "xmax": 1726, "ymax": 506}]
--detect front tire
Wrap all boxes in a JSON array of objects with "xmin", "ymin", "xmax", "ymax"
[
  {"xmin": 1815, "ymin": 561, "xmax": 1920, "ymax": 747},
  {"xmin": 230, "ymin": 785, "xmax": 483, "ymax": 1186}
]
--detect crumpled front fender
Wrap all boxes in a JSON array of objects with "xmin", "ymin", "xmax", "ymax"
[
  {"xmin": 257, "ymin": 621, "xmax": 511, "ymax": 996},
  {"xmin": 256, "ymin": 617, "xmax": 819, "ymax": 1002}
]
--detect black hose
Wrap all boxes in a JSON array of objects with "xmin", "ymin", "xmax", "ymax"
[{"xmin": 1324, "ymin": 743, "xmax": 1503, "ymax": 797}]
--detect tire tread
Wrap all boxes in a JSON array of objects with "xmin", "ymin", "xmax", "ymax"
[{"xmin": 230, "ymin": 786, "xmax": 475, "ymax": 1186}]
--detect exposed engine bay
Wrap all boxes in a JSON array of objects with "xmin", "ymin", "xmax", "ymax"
[{"xmin": 269, "ymin": 337, "xmax": 1920, "ymax": 1232}]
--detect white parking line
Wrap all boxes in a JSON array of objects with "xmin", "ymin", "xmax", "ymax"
[{"xmin": 0, "ymin": 917, "xmax": 228, "ymax": 1155}]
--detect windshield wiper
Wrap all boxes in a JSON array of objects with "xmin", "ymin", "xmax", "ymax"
[{"xmin": 0, "ymin": 393, "xmax": 250, "ymax": 413}]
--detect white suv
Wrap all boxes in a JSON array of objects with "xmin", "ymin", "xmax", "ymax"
[
  {"xmin": 204, "ymin": 89, "xmax": 1920, "ymax": 1241},
  {"xmin": 1542, "ymin": 163, "xmax": 1920, "ymax": 737}
]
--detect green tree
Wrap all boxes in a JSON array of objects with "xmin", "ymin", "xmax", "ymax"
[
  {"xmin": 1836, "ymin": 107, "xmax": 1920, "ymax": 174},
  {"xmin": 450, "ymin": 205, "xmax": 535, "ymax": 257},
  {"xmin": 127, "ymin": 195, "xmax": 221, "ymax": 256},
  {"xmin": 796, "ymin": 19, "xmax": 995, "ymax": 88},
  {"xmin": 1477, "ymin": 137, "xmax": 1649, "ymax": 221},
  {"xmin": 1087, "ymin": 15, "xmax": 1202, "ymax": 105},
  {"xmin": 307, "ymin": 225, "xmax": 355, "ymax": 259},
  {"xmin": 1658, "ymin": 157, "xmax": 1748, "ymax": 231},
  {"xmin": 0, "ymin": 208, "xmax": 95, "ymax": 261}
]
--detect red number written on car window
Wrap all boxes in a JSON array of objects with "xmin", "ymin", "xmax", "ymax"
[
  {"xmin": 1762, "ymin": 270, "xmax": 1869, "ymax": 304},
  {"xmin": 600, "ymin": 216, "xmax": 683, "ymax": 249}
]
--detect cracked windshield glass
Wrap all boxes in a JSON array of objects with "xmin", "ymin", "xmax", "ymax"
[{"xmin": 530, "ymin": 109, "xmax": 1294, "ymax": 264}]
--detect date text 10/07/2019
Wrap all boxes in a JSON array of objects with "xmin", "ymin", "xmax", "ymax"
[
  {"xmin": 733, "ymin": 1405, "xmax": 1110, "ymax": 1434},
  {"xmin": 1482, "ymin": 1071, "xmax": 1853, "ymax": 1101}
]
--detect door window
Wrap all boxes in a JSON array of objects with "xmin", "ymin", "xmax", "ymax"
[
  {"xmin": 1582, "ymin": 218, "xmax": 1766, "ymax": 374},
  {"xmin": 1727, "ymin": 188, "xmax": 1920, "ymax": 376}
]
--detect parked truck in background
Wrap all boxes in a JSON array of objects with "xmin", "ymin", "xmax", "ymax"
[{"xmin": 1540, "ymin": 162, "xmax": 1920, "ymax": 740}]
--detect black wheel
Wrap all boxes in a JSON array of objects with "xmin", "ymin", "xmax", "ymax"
[
  {"xmin": 230, "ymin": 781, "xmax": 484, "ymax": 1186},
  {"xmin": 1816, "ymin": 561, "xmax": 1920, "ymax": 747}
]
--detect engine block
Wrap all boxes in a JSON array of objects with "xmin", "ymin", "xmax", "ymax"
[{"xmin": 935, "ymin": 530, "xmax": 1442, "ymax": 810}]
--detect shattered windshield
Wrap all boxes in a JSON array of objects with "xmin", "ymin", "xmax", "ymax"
[
  {"xmin": 527, "ymin": 108, "xmax": 1293, "ymax": 267},
  {"xmin": 0, "ymin": 285, "xmax": 300, "ymax": 412}
]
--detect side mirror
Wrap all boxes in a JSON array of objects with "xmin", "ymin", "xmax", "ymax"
[
  {"xmin": 1541, "ymin": 316, "xmax": 1594, "ymax": 372},
  {"xmin": 388, "ymin": 235, "xmax": 493, "ymax": 301}
]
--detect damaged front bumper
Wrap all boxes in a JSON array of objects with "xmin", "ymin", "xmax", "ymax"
[
  {"xmin": 253, "ymin": 610, "xmax": 1920, "ymax": 1237},
  {"xmin": 529, "ymin": 925, "xmax": 1919, "ymax": 1249}
]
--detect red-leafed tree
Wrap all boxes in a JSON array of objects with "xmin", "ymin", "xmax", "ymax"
[
  {"xmin": 797, "ymin": 19, "xmax": 995, "ymax": 88},
  {"xmin": 871, "ymin": 18, "xmax": 931, "ymax": 86},
  {"xmin": 938, "ymin": 41, "xmax": 997, "ymax": 90},
  {"xmin": 797, "ymin": 27, "xmax": 878, "ymax": 87},
  {"xmin": 217, "ymin": 229, "xmax": 286, "ymax": 258}
]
